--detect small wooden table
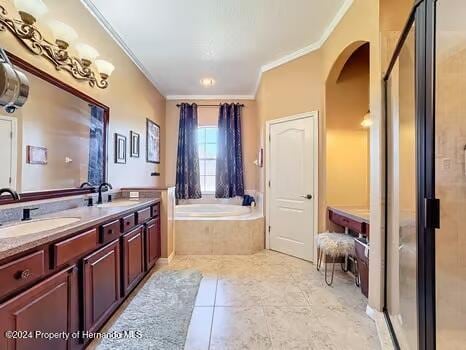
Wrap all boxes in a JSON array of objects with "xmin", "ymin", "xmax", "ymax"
[{"xmin": 327, "ymin": 207, "xmax": 370, "ymax": 297}]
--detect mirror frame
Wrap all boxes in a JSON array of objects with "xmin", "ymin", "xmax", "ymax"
[{"xmin": 0, "ymin": 51, "xmax": 109, "ymax": 205}]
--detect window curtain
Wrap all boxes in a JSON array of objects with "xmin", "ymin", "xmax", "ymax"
[
  {"xmin": 88, "ymin": 105, "xmax": 104, "ymax": 186},
  {"xmin": 176, "ymin": 103, "xmax": 202, "ymax": 199},
  {"xmin": 215, "ymin": 103, "xmax": 244, "ymax": 198}
]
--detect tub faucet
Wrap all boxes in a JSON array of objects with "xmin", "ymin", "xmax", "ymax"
[
  {"xmin": 97, "ymin": 182, "xmax": 113, "ymax": 204},
  {"xmin": 0, "ymin": 188, "xmax": 20, "ymax": 201}
]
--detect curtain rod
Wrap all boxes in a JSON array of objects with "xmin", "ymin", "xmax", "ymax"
[{"xmin": 176, "ymin": 104, "xmax": 245, "ymax": 108}]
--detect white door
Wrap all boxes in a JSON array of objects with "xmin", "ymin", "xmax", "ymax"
[
  {"xmin": 268, "ymin": 114, "xmax": 317, "ymax": 261},
  {"xmin": 0, "ymin": 117, "xmax": 14, "ymax": 189}
]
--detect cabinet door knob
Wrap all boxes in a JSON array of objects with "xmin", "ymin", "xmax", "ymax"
[{"xmin": 20, "ymin": 269, "xmax": 31, "ymax": 279}]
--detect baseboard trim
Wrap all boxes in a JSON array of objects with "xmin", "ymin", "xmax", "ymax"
[
  {"xmin": 366, "ymin": 305, "xmax": 395, "ymax": 349},
  {"xmin": 157, "ymin": 251, "xmax": 175, "ymax": 265}
]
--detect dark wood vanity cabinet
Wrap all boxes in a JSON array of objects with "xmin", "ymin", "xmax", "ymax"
[
  {"xmin": 0, "ymin": 265, "xmax": 79, "ymax": 350},
  {"xmin": 0, "ymin": 201, "xmax": 160, "ymax": 349},
  {"xmin": 145, "ymin": 218, "xmax": 161, "ymax": 270},
  {"xmin": 83, "ymin": 239, "xmax": 121, "ymax": 333},
  {"xmin": 122, "ymin": 226, "xmax": 145, "ymax": 295}
]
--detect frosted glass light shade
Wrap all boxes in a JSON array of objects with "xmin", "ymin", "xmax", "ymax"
[
  {"xmin": 48, "ymin": 20, "xmax": 78, "ymax": 49},
  {"xmin": 361, "ymin": 112, "xmax": 372, "ymax": 128},
  {"xmin": 14, "ymin": 0, "xmax": 48, "ymax": 24},
  {"xmin": 95, "ymin": 59, "xmax": 115, "ymax": 79},
  {"xmin": 75, "ymin": 43, "xmax": 99, "ymax": 66}
]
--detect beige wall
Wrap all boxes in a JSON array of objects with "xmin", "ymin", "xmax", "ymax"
[
  {"xmin": 326, "ymin": 44, "xmax": 370, "ymax": 208},
  {"xmin": 165, "ymin": 99, "xmax": 258, "ymax": 191},
  {"xmin": 0, "ymin": 0, "xmax": 166, "ymax": 189},
  {"xmin": 256, "ymin": 0, "xmax": 383, "ymax": 309}
]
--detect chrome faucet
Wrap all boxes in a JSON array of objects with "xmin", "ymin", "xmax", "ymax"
[
  {"xmin": 0, "ymin": 188, "xmax": 20, "ymax": 201},
  {"xmin": 97, "ymin": 182, "xmax": 113, "ymax": 205}
]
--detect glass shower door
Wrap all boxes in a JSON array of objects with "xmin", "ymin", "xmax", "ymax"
[
  {"xmin": 435, "ymin": 0, "xmax": 466, "ymax": 348},
  {"xmin": 385, "ymin": 23, "xmax": 418, "ymax": 350}
]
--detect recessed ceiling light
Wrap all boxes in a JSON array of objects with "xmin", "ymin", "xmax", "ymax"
[{"xmin": 200, "ymin": 78, "xmax": 215, "ymax": 87}]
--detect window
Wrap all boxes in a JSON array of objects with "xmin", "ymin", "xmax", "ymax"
[{"xmin": 198, "ymin": 126, "xmax": 217, "ymax": 193}]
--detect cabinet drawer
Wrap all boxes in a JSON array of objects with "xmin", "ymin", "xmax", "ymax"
[
  {"xmin": 100, "ymin": 220, "xmax": 121, "ymax": 244},
  {"xmin": 53, "ymin": 228, "xmax": 98, "ymax": 267},
  {"xmin": 152, "ymin": 203, "xmax": 160, "ymax": 218},
  {"xmin": 330, "ymin": 211, "xmax": 365, "ymax": 234},
  {"xmin": 0, "ymin": 251, "xmax": 45, "ymax": 297},
  {"xmin": 136, "ymin": 208, "xmax": 151, "ymax": 224},
  {"xmin": 120, "ymin": 214, "xmax": 136, "ymax": 233}
]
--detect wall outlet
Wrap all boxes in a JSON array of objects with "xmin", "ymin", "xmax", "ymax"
[{"xmin": 129, "ymin": 191, "xmax": 140, "ymax": 199}]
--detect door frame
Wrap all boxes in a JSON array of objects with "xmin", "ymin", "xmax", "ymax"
[
  {"xmin": 265, "ymin": 111, "xmax": 319, "ymax": 262},
  {"xmin": 0, "ymin": 115, "xmax": 18, "ymax": 190}
]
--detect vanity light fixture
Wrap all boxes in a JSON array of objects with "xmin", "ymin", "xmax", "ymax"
[
  {"xmin": 75, "ymin": 43, "xmax": 99, "ymax": 67},
  {"xmin": 200, "ymin": 78, "xmax": 216, "ymax": 87},
  {"xmin": 95, "ymin": 59, "xmax": 115, "ymax": 80},
  {"xmin": 0, "ymin": 4, "xmax": 114, "ymax": 89},
  {"xmin": 361, "ymin": 111, "xmax": 372, "ymax": 128},
  {"xmin": 47, "ymin": 20, "xmax": 78, "ymax": 50},
  {"xmin": 13, "ymin": 0, "xmax": 48, "ymax": 25}
]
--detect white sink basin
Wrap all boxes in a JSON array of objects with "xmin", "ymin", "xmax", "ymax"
[
  {"xmin": 96, "ymin": 200, "xmax": 141, "ymax": 208},
  {"xmin": 0, "ymin": 217, "xmax": 81, "ymax": 238}
]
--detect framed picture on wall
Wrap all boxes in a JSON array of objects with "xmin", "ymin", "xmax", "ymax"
[
  {"xmin": 146, "ymin": 118, "xmax": 160, "ymax": 164},
  {"xmin": 130, "ymin": 131, "xmax": 140, "ymax": 158},
  {"xmin": 114, "ymin": 133, "xmax": 127, "ymax": 164},
  {"xmin": 26, "ymin": 146, "xmax": 48, "ymax": 165}
]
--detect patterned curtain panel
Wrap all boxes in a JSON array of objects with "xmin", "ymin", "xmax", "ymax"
[
  {"xmin": 176, "ymin": 103, "xmax": 202, "ymax": 199},
  {"xmin": 215, "ymin": 103, "xmax": 245, "ymax": 198},
  {"xmin": 88, "ymin": 105, "xmax": 104, "ymax": 186}
]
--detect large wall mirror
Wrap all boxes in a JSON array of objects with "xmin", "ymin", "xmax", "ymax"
[{"xmin": 0, "ymin": 53, "xmax": 108, "ymax": 203}]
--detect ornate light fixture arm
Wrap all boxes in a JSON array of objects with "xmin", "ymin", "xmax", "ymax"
[{"xmin": 0, "ymin": 5, "xmax": 108, "ymax": 89}]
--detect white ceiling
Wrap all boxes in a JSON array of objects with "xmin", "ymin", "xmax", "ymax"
[{"xmin": 82, "ymin": 0, "xmax": 352, "ymax": 98}]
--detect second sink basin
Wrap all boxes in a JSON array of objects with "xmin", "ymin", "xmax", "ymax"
[
  {"xmin": 0, "ymin": 217, "xmax": 81, "ymax": 238},
  {"xmin": 96, "ymin": 200, "xmax": 141, "ymax": 208}
]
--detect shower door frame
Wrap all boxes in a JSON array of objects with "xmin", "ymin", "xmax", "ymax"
[{"xmin": 383, "ymin": 0, "xmax": 438, "ymax": 349}]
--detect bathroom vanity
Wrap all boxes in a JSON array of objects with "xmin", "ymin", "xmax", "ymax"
[
  {"xmin": 328, "ymin": 206, "xmax": 370, "ymax": 297},
  {"xmin": 0, "ymin": 199, "xmax": 160, "ymax": 349}
]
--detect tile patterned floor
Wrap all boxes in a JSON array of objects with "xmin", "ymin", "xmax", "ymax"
[{"xmin": 160, "ymin": 250, "xmax": 381, "ymax": 350}]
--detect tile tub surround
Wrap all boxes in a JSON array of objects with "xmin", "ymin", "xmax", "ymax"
[
  {"xmin": 160, "ymin": 251, "xmax": 381, "ymax": 349},
  {"xmin": 0, "ymin": 198, "xmax": 159, "ymax": 260},
  {"xmin": 176, "ymin": 217, "xmax": 265, "ymax": 255}
]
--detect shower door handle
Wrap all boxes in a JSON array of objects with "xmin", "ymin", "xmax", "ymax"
[{"xmin": 300, "ymin": 194, "xmax": 313, "ymax": 199}]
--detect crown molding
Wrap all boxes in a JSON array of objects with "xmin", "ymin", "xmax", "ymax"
[
  {"xmin": 166, "ymin": 95, "xmax": 255, "ymax": 101},
  {"xmin": 82, "ymin": 0, "xmax": 352, "ymax": 99},
  {"xmin": 259, "ymin": 0, "xmax": 353, "ymax": 76},
  {"xmin": 80, "ymin": 0, "xmax": 166, "ymax": 96}
]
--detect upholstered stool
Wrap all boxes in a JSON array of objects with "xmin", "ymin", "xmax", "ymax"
[{"xmin": 316, "ymin": 232, "xmax": 355, "ymax": 286}]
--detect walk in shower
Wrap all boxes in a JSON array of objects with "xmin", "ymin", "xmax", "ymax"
[{"xmin": 385, "ymin": 0, "xmax": 466, "ymax": 349}]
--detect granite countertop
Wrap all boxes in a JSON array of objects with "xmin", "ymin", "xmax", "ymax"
[
  {"xmin": 329, "ymin": 206, "xmax": 370, "ymax": 224},
  {"xmin": 0, "ymin": 198, "xmax": 160, "ymax": 261}
]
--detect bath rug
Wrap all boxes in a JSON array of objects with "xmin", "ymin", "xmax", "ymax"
[{"xmin": 96, "ymin": 269, "xmax": 202, "ymax": 350}]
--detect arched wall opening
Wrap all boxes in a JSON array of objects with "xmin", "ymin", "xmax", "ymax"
[{"xmin": 325, "ymin": 42, "xmax": 370, "ymax": 210}]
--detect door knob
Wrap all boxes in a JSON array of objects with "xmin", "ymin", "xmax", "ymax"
[{"xmin": 300, "ymin": 194, "xmax": 313, "ymax": 199}]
